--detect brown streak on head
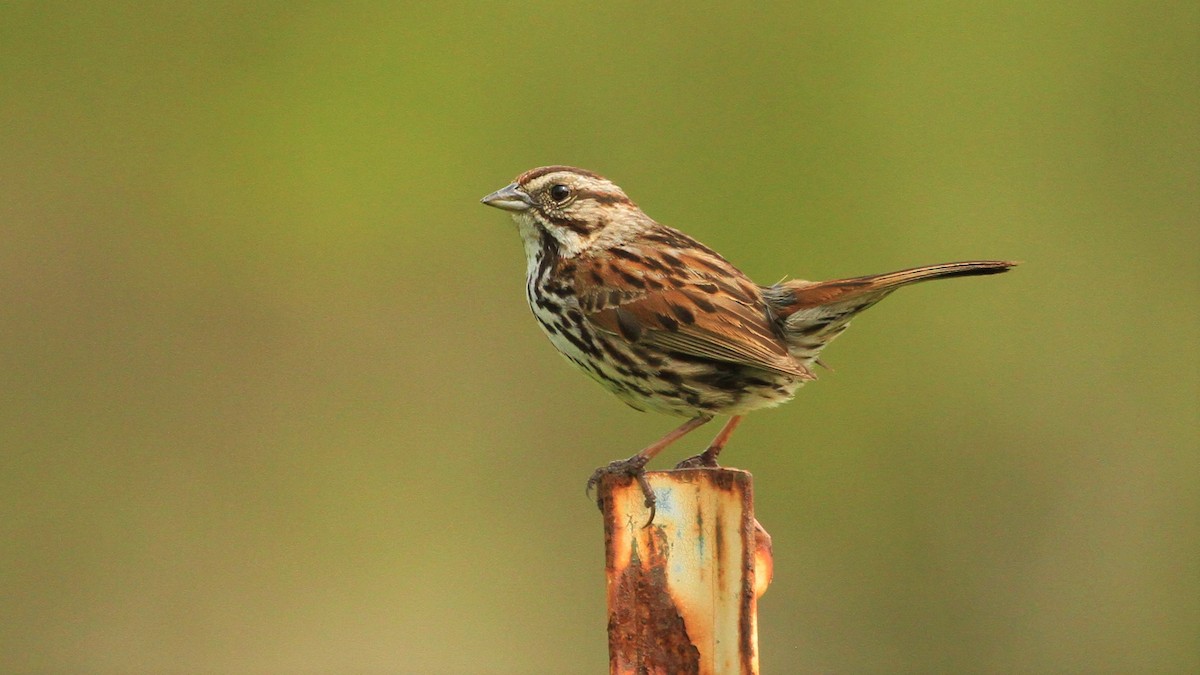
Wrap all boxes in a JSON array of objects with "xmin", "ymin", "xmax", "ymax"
[
  {"xmin": 516, "ymin": 165, "xmax": 603, "ymax": 185},
  {"xmin": 589, "ymin": 191, "xmax": 632, "ymax": 206}
]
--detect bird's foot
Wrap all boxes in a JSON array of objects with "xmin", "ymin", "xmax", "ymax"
[
  {"xmin": 586, "ymin": 455, "xmax": 656, "ymax": 526},
  {"xmin": 673, "ymin": 449, "xmax": 722, "ymax": 470}
]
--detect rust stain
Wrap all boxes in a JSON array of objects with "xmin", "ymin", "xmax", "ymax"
[
  {"xmin": 605, "ymin": 482, "xmax": 700, "ymax": 675},
  {"xmin": 602, "ymin": 469, "xmax": 763, "ymax": 675},
  {"xmin": 738, "ymin": 476, "xmax": 756, "ymax": 674},
  {"xmin": 713, "ymin": 507, "xmax": 725, "ymax": 596}
]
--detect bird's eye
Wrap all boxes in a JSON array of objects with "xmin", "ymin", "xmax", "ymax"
[{"xmin": 549, "ymin": 184, "xmax": 571, "ymax": 203}]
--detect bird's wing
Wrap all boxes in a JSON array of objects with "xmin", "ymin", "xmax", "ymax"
[{"xmin": 571, "ymin": 231, "xmax": 813, "ymax": 379}]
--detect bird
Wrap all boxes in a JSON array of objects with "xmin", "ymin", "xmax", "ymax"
[{"xmin": 481, "ymin": 165, "xmax": 1015, "ymax": 522}]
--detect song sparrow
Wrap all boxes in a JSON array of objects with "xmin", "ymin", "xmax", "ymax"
[{"xmin": 482, "ymin": 166, "xmax": 1015, "ymax": 521}]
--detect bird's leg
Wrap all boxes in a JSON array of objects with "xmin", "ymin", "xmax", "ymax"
[
  {"xmin": 587, "ymin": 414, "xmax": 713, "ymax": 525},
  {"xmin": 674, "ymin": 415, "xmax": 744, "ymax": 469}
]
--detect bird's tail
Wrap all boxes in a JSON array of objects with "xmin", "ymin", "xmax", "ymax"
[{"xmin": 761, "ymin": 260, "xmax": 1017, "ymax": 364}]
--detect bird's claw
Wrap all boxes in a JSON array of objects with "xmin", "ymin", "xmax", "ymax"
[{"xmin": 586, "ymin": 456, "xmax": 657, "ymax": 527}]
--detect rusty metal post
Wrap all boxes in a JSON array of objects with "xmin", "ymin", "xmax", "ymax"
[{"xmin": 600, "ymin": 468, "xmax": 773, "ymax": 675}]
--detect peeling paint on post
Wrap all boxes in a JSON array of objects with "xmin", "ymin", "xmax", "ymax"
[{"xmin": 600, "ymin": 468, "xmax": 772, "ymax": 675}]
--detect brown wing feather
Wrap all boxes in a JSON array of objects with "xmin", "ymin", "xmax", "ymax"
[{"xmin": 574, "ymin": 233, "xmax": 813, "ymax": 379}]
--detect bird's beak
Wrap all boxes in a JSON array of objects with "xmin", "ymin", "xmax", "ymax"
[{"xmin": 480, "ymin": 183, "xmax": 534, "ymax": 212}]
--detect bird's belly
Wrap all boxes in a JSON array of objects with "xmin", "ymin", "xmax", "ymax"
[{"xmin": 528, "ymin": 297, "xmax": 804, "ymax": 417}]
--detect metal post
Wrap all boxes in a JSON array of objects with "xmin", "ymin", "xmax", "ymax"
[{"xmin": 599, "ymin": 468, "xmax": 773, "ymax": 675}]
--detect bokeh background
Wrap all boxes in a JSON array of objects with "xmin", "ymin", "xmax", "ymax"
[{"xmin": 3, "ymin": 3, "xmax": 1197, "ymax": 673}]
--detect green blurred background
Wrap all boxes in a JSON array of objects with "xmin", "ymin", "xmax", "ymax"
[{"xmin": 2, "ymin": 3, "xmax": 1196, "ymax": 673}]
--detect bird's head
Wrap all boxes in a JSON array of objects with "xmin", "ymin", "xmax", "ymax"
[{"xmin": 481, "ymin": 166, "xmax": 647, "ymax": 258}]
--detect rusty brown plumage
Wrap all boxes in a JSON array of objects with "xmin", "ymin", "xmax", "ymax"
[
  {"xmin": 481, "ymin": 166, "xmax": 1017, "ymax": 522},
  {"xmin": 577, "ymin": 239, "xmax": 814, "ymax": 380}
]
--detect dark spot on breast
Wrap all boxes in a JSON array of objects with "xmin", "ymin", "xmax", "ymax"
[
  {"xmin": 562, "ymin": 327, "xmax": 601, "ymax": 357},
  {"xmin": 536, "ymin": 236, "xmax": 559, "ymax": 278},
  {"xmin": 657, "ymin": 369, "xmax": 683, "ymax": 385},
  {"xmin": 693, "ymin": 364, "xmax": 749, "ymax": 392},
  {"xmin": 620, "ymin": 365, "xmax": 652, "ymax": 380},
  {"xmin": 591, "ymin": 368, "xmax": 626, "ymax": 388},
  {"xmin": 535, "ymin": 296, "xmax": 564, "ymax": 314},
  {"xmin": 601, "ymin": 340, "xmax": 637, "ymax": 368},
  {"xmin": 627, "ymin": 382, "xmax": 653, "ymax": 397},
  {"xmin": 545, "ymin": 283, "xmax": 574, "ymax": 297}
]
